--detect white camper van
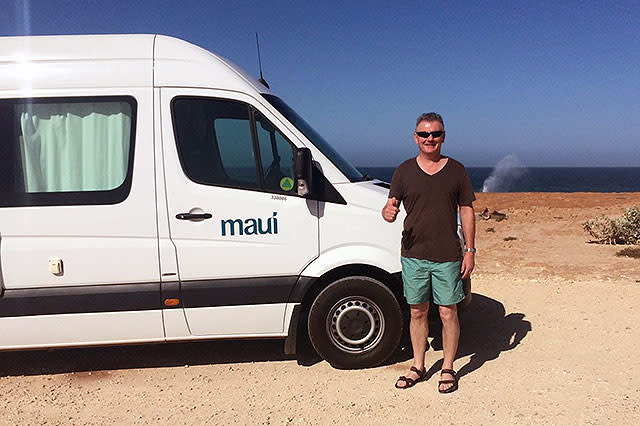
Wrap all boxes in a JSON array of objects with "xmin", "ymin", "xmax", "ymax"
[{"xmin": 0, "ymin": 34, "xmax": 470, "ymax": 369}]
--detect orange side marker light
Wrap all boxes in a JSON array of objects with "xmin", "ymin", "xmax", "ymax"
[{"xmin": 164, "ymin": 298, "xmax": 180, "ymax": 307}]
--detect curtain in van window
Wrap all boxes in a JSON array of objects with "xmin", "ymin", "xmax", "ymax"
[{"xmin": 17, "ymin": 102, "xmax": 131, "ymax": 192}]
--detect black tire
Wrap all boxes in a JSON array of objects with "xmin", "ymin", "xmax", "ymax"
[{"xmin": 307, "ymin": 276, "xmax": 403, "ymax": 369}]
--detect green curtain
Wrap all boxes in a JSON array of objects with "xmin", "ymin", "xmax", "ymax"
[{"xmin": 18, "ymin": 102, "xmax": 131, "ymax": 193}]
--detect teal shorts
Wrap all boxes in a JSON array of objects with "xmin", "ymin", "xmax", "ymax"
[{"xmin": 401, "ymin": 256, "xmax": 465, "ymax": 306}]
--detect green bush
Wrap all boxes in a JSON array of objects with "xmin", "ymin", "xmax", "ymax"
[{"xmin": 583, "ymin": 206, "xmax": 640, "ymax": 245}]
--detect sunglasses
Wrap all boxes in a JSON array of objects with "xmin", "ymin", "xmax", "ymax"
[{"xmin": 415, "ymin": 130, "xmax": 444, "ymax": 139}]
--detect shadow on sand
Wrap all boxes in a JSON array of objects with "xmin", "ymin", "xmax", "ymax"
[
  {"xmin": 0, "ymin": 293, "xmax": 529, "ymax": 377},
  {"xmin": 0, "ymin": 339, "xmax": 297, "ymax": 377},
  {"xmin": 418, "ymin": 292, "xmax": 532, "ymax": 382}
]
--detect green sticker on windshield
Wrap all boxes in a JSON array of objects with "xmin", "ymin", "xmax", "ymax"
[{"xmin": 279, "ymin": 177, "xmax": 294, "ymax": 191}]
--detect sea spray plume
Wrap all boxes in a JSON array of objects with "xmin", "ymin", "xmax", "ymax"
[{"xmin": 482, "ymin": 155, "xmax": 527, "ymax": 192}]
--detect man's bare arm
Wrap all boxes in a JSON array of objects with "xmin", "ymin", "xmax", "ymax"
[{"xmin": 459, "ymin": 204, "xmax": 476, "ymax": 279}]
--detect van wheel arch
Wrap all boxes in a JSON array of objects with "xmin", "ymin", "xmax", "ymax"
[{"xmin": 298, "ymin": 265, "xmax": 403, "ymax": 311}]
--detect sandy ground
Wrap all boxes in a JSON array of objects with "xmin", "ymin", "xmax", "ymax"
[{"xmin": 1, "ymin": 192, "xmax": 640, "ymax": 426}]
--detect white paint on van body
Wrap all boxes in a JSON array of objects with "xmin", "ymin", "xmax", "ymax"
[
  {"xmin": 0, "ymin": 34, "xmax": 404, "ymax": 352},
  {"xmin": 0, "ymin": 310, "xmax": 164, "ymax": 350}
]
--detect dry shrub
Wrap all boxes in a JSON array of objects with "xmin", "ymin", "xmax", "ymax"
[
  {"xmin": 583, "ymin": 206, "xmax": 640, "ymax": 245},
  {"xmin": 616, "ymin": 247, "xmax": 640, "ymax": 259}
]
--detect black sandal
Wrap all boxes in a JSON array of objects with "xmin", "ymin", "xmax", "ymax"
[
  {"xmin": 438, "ymin": 369, "xmax": 458, "ymax": 393},
  {"xmin": 395, "ymin": 366, "xmax": 427, "ymax": 389}
]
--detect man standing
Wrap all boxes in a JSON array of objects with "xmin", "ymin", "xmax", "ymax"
[{"xmin": 382, "ymin": 112, "xmax": 476, "ymax": 393}]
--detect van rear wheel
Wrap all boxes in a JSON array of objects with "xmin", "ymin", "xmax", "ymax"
[{"xmin": 307, "ymin": 276, "xmax": 403, "ymax": 369}]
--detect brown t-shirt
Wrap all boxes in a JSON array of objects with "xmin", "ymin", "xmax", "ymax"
[{"xmin": 389, "ymin": 157, "xmax": 476, "ymax": 262}]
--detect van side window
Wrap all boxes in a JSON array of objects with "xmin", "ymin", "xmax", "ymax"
[
  {"xmin": 0, "ymin": 97, "xmax": 135, "ymax": 207},
  {"xmin": 215, "ymin": 118, "xmax": 259, "ymax": 186},
  {"xmin": 254, "ymin": 111, "xmax": 296, "ymax": 193},
  {"xmin": 172, "ymin": 98, "xmax": 259, "ymax": 189},
  {"xmin": 171, "ymin": 97, "xmax": 296, "ymax": 194}
]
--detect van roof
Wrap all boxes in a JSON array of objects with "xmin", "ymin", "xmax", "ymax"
[
  {"xmin": 0, "ymin": 34, "xmax": 272, "ymax": 94},
  {"xmin": 0, "ymin": 34, "xmax": 155, "ymax": 61}
]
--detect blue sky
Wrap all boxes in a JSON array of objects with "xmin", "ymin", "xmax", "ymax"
[{"xmin": 2, "ymin": 0, "xmax": 639, "ymax": 167}]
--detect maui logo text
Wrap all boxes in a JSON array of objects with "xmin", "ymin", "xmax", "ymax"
[{"xmin": 221, "ymin": 212, "xmax": 278, "ymax": 236}]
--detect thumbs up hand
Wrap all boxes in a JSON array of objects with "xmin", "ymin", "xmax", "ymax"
[{"xmin": 382, "ymin": 197, "xmax": 400, "ymax": 222}]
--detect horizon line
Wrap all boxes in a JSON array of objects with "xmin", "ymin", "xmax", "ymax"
[{"xmin": 357, "ymin": 165, "xmax": 640, "ymax": 168}]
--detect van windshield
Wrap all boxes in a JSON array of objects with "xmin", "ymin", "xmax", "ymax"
[{"xmin": 262, "ymin": 94, "xmax": 365, "ymax": 182}]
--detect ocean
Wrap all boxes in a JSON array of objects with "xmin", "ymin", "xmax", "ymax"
[{"xmin": 358, "ymin": 166, "xmax": 640, "ymax": 193}]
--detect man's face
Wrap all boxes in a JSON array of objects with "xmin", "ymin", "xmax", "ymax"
[{"xmin": 414, "ymin": 120, "xmax": 445, "ymax": 156}]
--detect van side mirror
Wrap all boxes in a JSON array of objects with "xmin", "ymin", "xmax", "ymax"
[{"xmin": 294, "ymin": 147, "xmax": 313, "ymax": 197}]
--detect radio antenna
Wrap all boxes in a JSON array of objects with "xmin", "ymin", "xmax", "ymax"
[{"xmin": 255, "ymin": 32, "xmax": 270, "ymax": 88}]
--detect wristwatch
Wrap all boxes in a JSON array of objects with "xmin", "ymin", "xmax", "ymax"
[{"xmin": 464, "ymin": 247, "xmax": 477, "ymax": 254}]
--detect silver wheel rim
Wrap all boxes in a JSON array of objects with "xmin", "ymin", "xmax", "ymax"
[{"xmin": 326, "ymin": 296, "xmax": 385, "ymax": 353}]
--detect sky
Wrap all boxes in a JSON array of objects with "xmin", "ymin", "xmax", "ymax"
[{"xmin": 2, "ymin": 0, "xmax": 639, "ymax": 167}]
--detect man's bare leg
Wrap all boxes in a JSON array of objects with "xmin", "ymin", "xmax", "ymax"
[
  {"xmin": 438, "ymin": 304, "xmax": 459, "ymax": 392},
  {"xmin": 396, "ymin": 302, "xmax": 429, "ymax": 388}
]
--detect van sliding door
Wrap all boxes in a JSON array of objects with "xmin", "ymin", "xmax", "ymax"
[{"xmin": 0, "ymin": 93, "xmax": 163, "ymax": 349}]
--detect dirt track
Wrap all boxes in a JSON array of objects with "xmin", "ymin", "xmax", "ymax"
[{"xmin": 2, "ymin": 193, "xmax": 640, "ymax": 425}]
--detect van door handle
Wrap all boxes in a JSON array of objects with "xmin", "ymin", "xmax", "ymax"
[{"xmin": 176, "ymin": 212, "xmax": 212, "ymax": 220}]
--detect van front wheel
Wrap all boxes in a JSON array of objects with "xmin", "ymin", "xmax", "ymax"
[{"xmin": 307, "ymin": 276, "xmax": 403, "ymax": 369}]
